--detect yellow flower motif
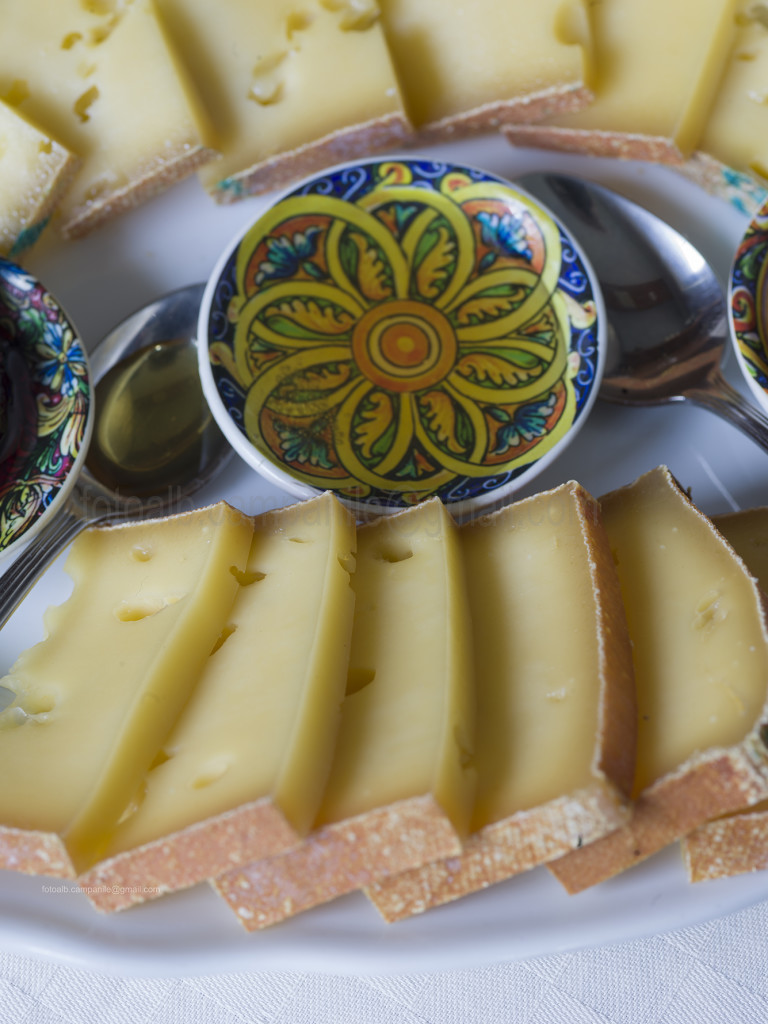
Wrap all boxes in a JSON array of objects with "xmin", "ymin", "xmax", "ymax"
[{"xmin": 224, "ymin": 163, "xmax": 596, "ymax": 501}]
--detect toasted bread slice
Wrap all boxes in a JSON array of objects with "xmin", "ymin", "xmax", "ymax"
[
  {"xmin": 213, "ymin": 498, "xmax": 476, "ymax": 931},
  {"xmin": 366, "ymin": 481, "xmax": 635, "ymax": 923},
  {"xmin": 154, "ymin": 0, "xmax": 411, "ymax": 202},
  {"xmin": 549, "ymin": 469, "xmax": 768, "ymax": 895},
  {"xmin": 0, "ymin": 503, "xmax": 252, "ymax": 878},
  {"xmin": 78, "ymin": 493, "xmax": 356, "ymax": 912},
  {"xmin": 0, "ymin": 0, "xmax": 216, "ymax": 239},
  {"xmin": 378, "ymin": 0, "xmax": 594, "ymax": 140},
  {"xmin": 503, "ymin": 0, "xmax": 739, "ymax": 164},
  {"xmin": 683, "ymin": 507, "xmax": 768, "ymax": 882},
  {"xmin": 0, "ymin": 99, "xmax": 79, "ymax": 257}
]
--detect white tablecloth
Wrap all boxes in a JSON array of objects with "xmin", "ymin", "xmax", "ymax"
[{"xmin": 3, "ymin": 897, "xmax": 768, "ymax": 1023}]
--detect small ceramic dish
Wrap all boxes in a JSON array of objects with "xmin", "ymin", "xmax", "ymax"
[
  {"xmin": 0, "ymin": 257, "xmax": 92, "ymax": 560},
  {"xmin": 730, "ymin": 200, "xmax": 768, "ymax": 412},
  {"xmin": 198, "ymin": 158, "xmax": 606, "ymax": 517}
]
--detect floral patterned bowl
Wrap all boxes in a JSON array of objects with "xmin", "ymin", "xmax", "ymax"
[
  {"xmin": 198, "ymin": 158, "xmax": 605, "ymax": 517},
  {"xmin": 0, "ymin": 257, "xmax": 92, "ymax": 560},
  {"xmin": 730, "ymin": 200, "xmax": 768, "ymax": 413}
]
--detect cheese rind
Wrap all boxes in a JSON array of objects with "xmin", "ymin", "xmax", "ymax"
[
  {"xmin": 503, "ymin": 0, "xmax": 740, "ymax": 163},
  {"xmin": 0, "ymin": 502, "xmax": 253, "ymax": 877},
  {"xmin": 78, "ymin": 492, "xmax": 356, "ymax": 911},
  {"xmin": 683, "ymin": 507, "xmax": 768, "ymax": 882},
  {"xmin": 213, "ymin": 497, "xmax": 476, "ymax": 930},
  {"xmin": 366, "ymin": 481, "xmax": 635, "ymax": 923},
  {"xmin": 0, "ymin": 100, "xmax": 79, "ymax": 257},
  {"xmin": 155, "ymin": 0, "xmax": 411, "ymax": 201},
  {"xmin": 378, "ymin": 0, "xmax": 594, "ymax": 137},
  {"xmin": 0, "ymin": 0, "xmax": 216, "ymax": 239},
  {"xmin": 549, "ymin": 468, "xmax": 768, "ymax": 895}
]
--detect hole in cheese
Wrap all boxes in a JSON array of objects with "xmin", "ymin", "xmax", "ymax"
[
  {"xmin": 210, "ymin": 623, "xmax": 237, "ymax": 656},
  {"xmin": 374, "ymin": 544, "xmax": 413, "ymax": 564},
  {"xmin": 131, "ymin": 544, "xmax": 153, "ymax": 562},
  {"xmin": 286, "ymin": 10, "xmax": 314, "ymax": 39},
  {"xmin": 149, "ymin": 748, "xmax": 173, "ymax": 771},
  {"xmin": 114, "ymin": 595, "xmax": 179, "ymax": 621},
  {"xmin": 230, "ymin": 566, "xmax": 266, "ymax": 586},
  {"xmin": 320, "ymin": 0, "xmax": 379, "ymax": 31},
  {"xmin": 192, "ymin": 756, "xmax": 230, "ymax": 789},
  {"xmin": 73, "ymin": 85, "xmax": 99, "ymax": 123},
  {"xmin": 248, "ymin": 52, "xmax": 287, "ymax": 106},
  {"xmin": 346, "ymin": 667, "xmax": 376, "ymax": 695},
  {"xmin": 61, "ymin": 31, "xmax": 82, "ymax": 49},
  {"xmin": 2, "ymin": 80, "xmax": 29, "ymax": 107},
  {"xmin": 38, "ymin": 139, "xmax": 53, "ymax": 154},
  {"xmin": 288, "ymin": 536, "xmax": 309, "ymax": 543}
]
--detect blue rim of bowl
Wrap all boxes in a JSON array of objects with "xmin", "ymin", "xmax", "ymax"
[
  {"xmin": 0, "ymin": 257, "xmax": 93, "ymax": 559},
  {"xmin": 729, "ymin": 199, "xmax": 768, "ymax": 410},
  {"xmin": 198, "ymin": 157, "xmax": 606, "ymax": 518}
]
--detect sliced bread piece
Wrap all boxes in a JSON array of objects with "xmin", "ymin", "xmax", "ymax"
[
  {"xmin": 502, "ymin": 0, "xmax": 740, "ymax": 164},
  {"xmin": 0, "ymin": 0, "xmax": 216, "ymax": 239},
  {"xmin": 366, "ymin": 481, "xmax": 635, "ymax": 923},
  {"xmin": 549, "ymin": 468, "xmax": 768, "ymax": 895},
  {"xmin": 378, "ymin": 0, "xmax": 594, "ymax": 139},
  {"xmin": 78, "ymin": 492, "xmax": 356, "ymax": 912},
  {"xmin": 0, "ymin": 99, "xmax": 79, "ymax": 257},
  {"xmin": 213, "ymin": 497, "xmax": 476, "ymax": 931},
  {"xmin": 683, "ymin": 506, "xmax": 768, "ymax": 882},
  {"xmin": 0, "ymin": 502, "xmax": 252, "ymax": 878},
  {"xmin": 155, "ymin": 0, "xmax": 411, "ymax": 202}
]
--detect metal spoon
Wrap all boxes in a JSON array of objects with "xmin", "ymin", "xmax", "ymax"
[
  {"xmin": 0, "ymin": 283, "xmax": 232, "ymax": 629},
  {"xmin": 519, "ymin": 172, "xmax": 768, "ymax": 449}
]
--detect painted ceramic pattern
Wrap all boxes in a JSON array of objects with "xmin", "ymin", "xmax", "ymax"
[
  {"xmin": 0, "ymin": 257, "xmax": 90, "ymax": 552},
  {"xmin": 731, "ymin": 201, "xmax": 768, "ymax": 399},
  {"xmin": 206, "ymin": 161, "xmax": 601, "ymax": 509}
]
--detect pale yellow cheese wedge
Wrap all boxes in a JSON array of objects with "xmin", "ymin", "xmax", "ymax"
[
  {"xmin": 549, "ymin": 468, "xmax": 768, "ymax": 895},
  {"xmin": 155, "ymin": 0, "xmax": 411, "ymax": 201},
  {"xmin": 366, "ymin": 481, "xmax": 635, "ymax": 923},
  {"xmin": 0, "ymin": 503, "xmax": 252, "ymax": 877},
  {"xmin": 377, "ymin": 0, "xmax": 593, "ymax": 137},
  {"xmin": 683, "ymin": 507, "xmax": 768, "ymax": 882},
  {"xmin": 0, "ymin": 0, "xmax": 215, "ymax": 239},
  {"xmin": 213, "ymin": 497, "xmax": 476, "ymax": 931},
  {"xmin": 0, "ymin": 100, "xmax": 79, "ymax": 257},
  {"xmin": 679, "ymin": 7, "xmax": 768, "ymax": 203},
  {"xmin": 77, "ymin": 492, "xmax": 356, "ymax": 911},
  {"xmin": 503, "ymin": 0, "xmax": 740, "ymax": 163}
]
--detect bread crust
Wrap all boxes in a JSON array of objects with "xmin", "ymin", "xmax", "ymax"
[
  {"xmin": 206, "ymin": 112, "xmax": 412, "ymax": 203},
  {"xmin": 213, "ymin": 794, "xmax": 462, "ymax": 931},
  {"xmin": 549, "ymin": 467, "xmax": 768, "ymax": 894},
  {"xmin": 366, "ymin": 482, "xmax": 636, "ymax": 922},
  {"xmin": 501, "ymin": 123, "xmax": 684, "ymax": 165}
]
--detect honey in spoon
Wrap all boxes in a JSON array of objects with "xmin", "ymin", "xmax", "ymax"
[{"xmin": 86, "ymin": 336, "xmax": 229, "ymax": 499}]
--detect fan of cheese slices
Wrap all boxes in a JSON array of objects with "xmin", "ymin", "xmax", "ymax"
[
  {"xmin": 1, "ymin": 0, "xmax": 767, "ymax": 258},
  {"xmin": 2, "ymin": 465, "xmax": 768, "ymax": 930}
]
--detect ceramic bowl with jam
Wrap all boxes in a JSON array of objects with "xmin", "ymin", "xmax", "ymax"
[
  {"xmin": 198, "ymin": 158, "xmax": 606, "ymax": 518},
  {"xmin": 0, "ymin": 257, "xmax": 92, "ymax": 561}
]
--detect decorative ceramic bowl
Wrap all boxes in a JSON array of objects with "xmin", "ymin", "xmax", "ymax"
[
  {"xmin": 730, "ymin": 200, "xmax": 768, "ymax": 412},
  {"xmin": 0, "ymin": 257, "xmax": 92, "ymax": 560},
  {"xmin": 198, "ymin": 158, "xmax": 605, "ymax": 517}
]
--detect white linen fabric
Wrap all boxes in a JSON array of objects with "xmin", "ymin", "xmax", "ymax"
[{"xmin": 1, "ymin": 898, "xmax": 768, "ymax": 1023}]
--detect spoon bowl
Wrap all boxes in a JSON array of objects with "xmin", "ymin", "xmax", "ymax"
[
  {"xmin": 520, "ymin": 173, "xmax": 768, "ymax": 450},
  {"xmin": 0, "ymin": 283, "xmax": 232, "ymax": 629}
]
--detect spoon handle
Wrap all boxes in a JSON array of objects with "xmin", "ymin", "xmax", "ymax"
[
  {"xmin": 683, "ymin": 368, "xmax": 768, "ymax": 456},
  {"xmin": 0, "ymin": 494, "xmax": 99, "ymax": 630}
]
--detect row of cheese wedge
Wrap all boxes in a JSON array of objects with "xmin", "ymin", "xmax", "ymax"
[
  {"xmin": 5, "ymin": 0, "xmax": 768, "ymax": 259},
  {"xmin": 3, "ymin": 465, "xmax": 768, "ymax": 928}
]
